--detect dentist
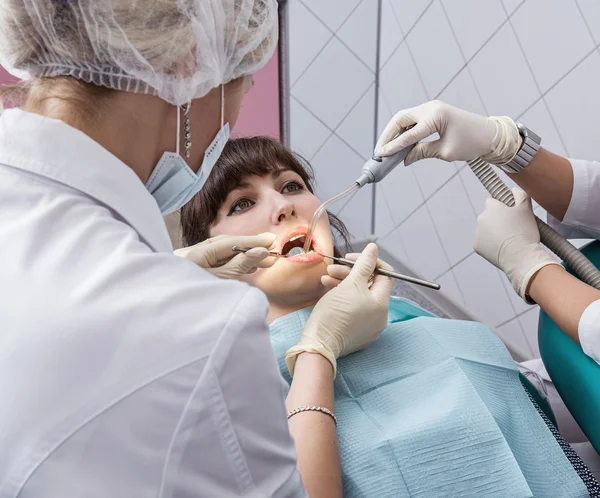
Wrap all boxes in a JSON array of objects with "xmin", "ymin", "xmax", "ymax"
[
  {"xmin": 0, "ymin": 1, "xmax": 390, "ymax": 496},
  {"xmin": 376, "ymin": 100, "xmax": 600, "ymax": 364}
]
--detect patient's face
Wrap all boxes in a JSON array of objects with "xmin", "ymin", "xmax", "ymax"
[{"xmin": 210, "ymin": 169, "xmax": 335, "ymax": 305}]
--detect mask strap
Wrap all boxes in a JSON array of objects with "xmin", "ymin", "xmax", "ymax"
[
  {"xmin": 176, "ymin": 104, "xmax": 181, "ymax": 156},
  {"xmin": 221, "ymin": 84, "xmax": 225, "ymax": 128}
]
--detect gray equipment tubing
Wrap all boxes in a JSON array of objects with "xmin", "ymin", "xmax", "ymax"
[{"xmin": 468, "ymin": 157, "xmax": 600, "ymax": 290}]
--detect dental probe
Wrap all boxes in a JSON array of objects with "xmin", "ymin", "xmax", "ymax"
[
  {"xmin": 317, "ymin": 252, "xmax": 441, "ymax": 290},
  {"xmin": 231, "ymin": 246, "xmax": 286, "ymax": 258}
]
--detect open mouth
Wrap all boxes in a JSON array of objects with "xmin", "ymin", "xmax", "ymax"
[
  {"xmin": 277, "ymin": 228, "xmax": 324, "ymax": 264},
  {"xmin": 281, "ymin": 234, "xmax": 314, "ymax": 256}
]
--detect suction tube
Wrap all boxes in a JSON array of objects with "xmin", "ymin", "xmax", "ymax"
[{"xmin": 468, "ymin": 157, "xmax": 600, "ymax": 290}]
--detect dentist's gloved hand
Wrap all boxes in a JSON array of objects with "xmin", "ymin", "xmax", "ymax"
[
  {"xmin": 375, "ymin": 100, "xmax": 521, "ymax": 166},
  {"xmin": 285, "ymin": 243, "xmax": 393, "ymax": 377},
  {"xmin": 321, "ymin": 253, "xmax": 391, "ymax": 289},
  {"xmin": 474, "ymin": 188, "xmax": 563, "ymax": 303},
  {"xmin": 174, "ymin": 233, "xmax": 276, "ymax": 280}
]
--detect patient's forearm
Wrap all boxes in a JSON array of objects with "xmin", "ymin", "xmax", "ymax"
[
  {"xmin": 286, "ymin": 353, "xmax": 342, "ymax": 498},
  {"xmin": 508, "ymin": 148, "xmax": 573, "ymax": 222},
  {"xmin": 528, "ymin": 265, "xmax": 600, "ymax": 344}
]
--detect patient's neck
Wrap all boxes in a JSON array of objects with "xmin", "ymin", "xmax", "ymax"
[{"xmin": 267, "ymin": 296, "xmax": 322, "ymax": 324}]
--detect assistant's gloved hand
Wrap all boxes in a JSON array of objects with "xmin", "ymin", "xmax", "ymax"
[
  {"xmin": 474, "ymin": 188, "xmax": 563, "ymax": 303},
  {"xmin": 375, "ymin": 100, "xmax": 521, "ymax": 166},
  {"xmin": 174, "ymin": 233, "xmax": 276, "ymax": 280},
  {"xmin": 285, "ymin": 243, "xmax": 393, "ymax": 377}
]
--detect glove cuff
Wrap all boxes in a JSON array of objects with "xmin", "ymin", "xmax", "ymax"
[
  {"xmin": 285, "ymin": 343, "xmax": 337, "ymax": 378},
  {"xmin": 509, "ymin": 244, "xmax": 563, "ymax": 303},
  {"xmin": 481, "ymin": 116, "xmax": 521, "ymax": 166}
]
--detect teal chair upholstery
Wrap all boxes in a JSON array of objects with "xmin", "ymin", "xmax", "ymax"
[{"xmin": 538, "ymin": 240, "xmax": 600, "ymax": 453}]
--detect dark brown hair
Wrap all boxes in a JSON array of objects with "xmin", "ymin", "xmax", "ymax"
[{"xmin": 180, "ymin": 136, "xmax": 351, "ymax": 255}]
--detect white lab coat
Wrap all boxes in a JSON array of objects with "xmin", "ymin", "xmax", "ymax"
[
  {"xmin": 547, "ymin": 159, "xmax": 600, "ymax": 364},
  {"xmin": 0, "ymin": 109, "xmax": 306, "ymax": 498}
]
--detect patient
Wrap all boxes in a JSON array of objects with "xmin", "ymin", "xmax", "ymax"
[{"xmin": 180, "ymin": 137, "xmax": 598, "ymax": 497}]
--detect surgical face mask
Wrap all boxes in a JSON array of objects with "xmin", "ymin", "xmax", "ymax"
[{"xmin": 146, "ymin": 85, "xmax": 230, "ymax": 215}]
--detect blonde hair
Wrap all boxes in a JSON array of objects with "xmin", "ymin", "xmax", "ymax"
[{"xmin": 0, "ymin": 0, "xmax": 278, "ymax": 106}]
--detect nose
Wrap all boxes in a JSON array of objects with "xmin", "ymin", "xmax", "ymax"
[{"xmin": 271, "ymin": 193, "xmax": 296, "ymax": 225}]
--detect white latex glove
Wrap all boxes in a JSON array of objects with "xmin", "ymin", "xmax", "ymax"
[
  {"xmin": 375, "ymin": 100, "xmax": 521, "ymax": 166},
  {"xmin": 474, "ymin": 188, "xmax": 562, "ymax": 303},
  {"xmin": 285, "ymin": 243, "xmax": 393, "ymax": 377},
  {"xmin": 174, "ymin": 233, "xmax": 276, "ymax": 279},
  {"xmin": 320, "ymin": 253, "xmax": 390, "ymax": 289}
]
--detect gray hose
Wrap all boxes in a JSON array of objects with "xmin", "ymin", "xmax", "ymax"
[{"xmin": 468, "ymin": 157, "xmax": 600, "ymax": 290}]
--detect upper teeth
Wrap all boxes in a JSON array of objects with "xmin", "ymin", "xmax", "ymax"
[{"xmin": 289, "ymin": 234, "xmax": 305, "ymax": 242}]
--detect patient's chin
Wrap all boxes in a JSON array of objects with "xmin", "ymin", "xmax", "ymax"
[{"xmin": 247, "ymin": 261, "xmax": 327, "ymax": 305}]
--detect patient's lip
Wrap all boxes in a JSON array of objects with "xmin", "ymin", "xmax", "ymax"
[{"xmin": 278, "ymin": 226, "xmax": 323, "ymax": 264}]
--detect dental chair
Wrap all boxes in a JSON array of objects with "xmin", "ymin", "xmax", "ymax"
[{"xmin": 538, "ymin": 240, "xmax": 600, "ymax": 454}]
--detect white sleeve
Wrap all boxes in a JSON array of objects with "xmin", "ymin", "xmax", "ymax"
[
  {"xmin": 579, "ymin": 299, "xmax": 600, "ymax": 365},
  {"xmin": 206, "ymin": 287, "xmax": 307, "ymax": 498},
  {"xmin": 547, "ymin": 159, "xmax": 600, "ymax": 239}
]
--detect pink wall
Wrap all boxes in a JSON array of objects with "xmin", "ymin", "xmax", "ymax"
[{"xmin": 232, "ymin": 52, "xmax": 280, "ymax": 139}]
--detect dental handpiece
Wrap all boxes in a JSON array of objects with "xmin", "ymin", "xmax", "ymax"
[{"xmin": 355, "ymin": 144, "xmax": 415, "ymax": 187}]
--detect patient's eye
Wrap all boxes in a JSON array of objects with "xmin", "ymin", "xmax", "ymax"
[
  {"xmin": 228, "ymin": 198, "xmax": 254, "ymax": 216},
  {"xmin": 281, "ymin": 181, "xmax": 305, "ymax": 194}
]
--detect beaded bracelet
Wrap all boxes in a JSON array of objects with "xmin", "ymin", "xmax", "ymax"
[{"xmin": 287, "ymin": 405, "xmax": 337, "ymax": 426}]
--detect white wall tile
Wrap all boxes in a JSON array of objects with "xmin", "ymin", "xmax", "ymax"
[
  {"xmin": 289, "ymin": 1, "xmax": 332, "ymax": 86},
  {"xmin": 436, "ymin": 270, "xmax": 466, "ymax": 306},
  {"xmin": 337, "ymin": 185, "xmax": 373, "ymax": 239},
  {"xmin": 441, "ymin": 0, "xmax": 507, "ymax": 61},
  {"xmin": 379, "ymin": 224, "xmax": 409, "ymax": 262},
  {"xmin": 438, "ymin": 67, "xmax": 487, "ymax": 115},
  {"xmin": 453, "ymin": 253, "xmax": 515, "ymax": 326},
  {"xmin": 519, "ymin": 100, "xmax": 567, "ymax": 156},
  {"xmin": 375, "ymin": 188, "xmax": 397, "ymax": 238},
  {"xmin": 469, "ymin": 23, "xmax": 539, "ymax": 117},
  {"xmin": 336, "ymin": 85, "xmax": 376, "ymax": 160},
  {"xmin": 379, "ymin": 42, "xmax": 428, "ymax": 114},
  {"xmin": 545, "ymin": 51, "xmax": 600, "ymax": 161},
  {"xmin": 502, "ymin": 0, "xmax": 524, "ymax": 16},
  {"xmin": 395, "ymin": 205, "xmax": 450, "ymax": 280},
  {"xmin": 311, "ymin": 134, "xmax": 366, "ymax": 202},
  {"xmin": 496, "ymin": 318, "xmax": 533, "ymax": 359},
  {"xmin": 377, "ymin": 92, "xmax": 395, "ymax": 137},
  {"xmin": 406, "ymin": 0, "xmax": 464, "ymax": 98},
  {"xmin": 379, "ymin": 0, "xmax": 405, "ymax": 68},
  {"xmin": 519, "ymin": 308, "xmax": 542, "ymax": 358},
  {"xmin": 293, "ymin": 38, "xmax": 374, "ymax": 130},
  {"xmin": 511, "ymin": 0, "xmax": 594, "ymax": 93},
  {"xmin": 577, "ymin": 0, "xmax": 600, "ymax": 45},
  {"xmin": 300, "ymin": 0, "xmax": 362, "ymax": 33},
  {"xmin": 412, "ymin": 158, "xmax": 458, "ymax": 199},
  {"xmin": 427, "ymin": 176, "xmax": 477, "ymax": 265},
  {"xmin": 337, "ymin": 0, "xmax": 378, "ymax": 72},
  {"xmin": 389, "ymin": 0, "xmax": 434, "ymax": 35},
  {"xmin": 380, "ymin": 165, "xmax": 424, "ymax": 227},
  {"xmin": 290, "ymin": 97, "xmax": 331, "ymax": 160}
]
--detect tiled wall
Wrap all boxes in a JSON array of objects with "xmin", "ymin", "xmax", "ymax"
[
  {"xmin": 287, "ymin": 0, "xmax": 600, "ymax": 360},
  {"xmin": 287, "ymin": 0, "xmax": 378, "ymax": 241}
]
